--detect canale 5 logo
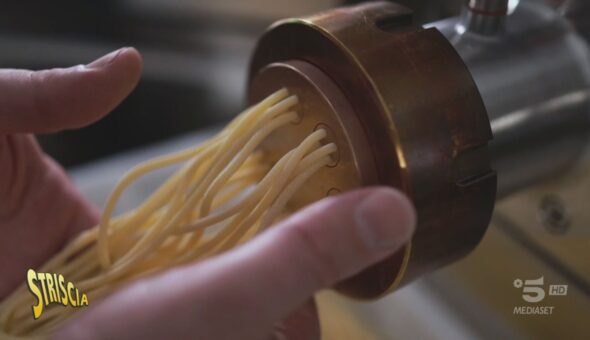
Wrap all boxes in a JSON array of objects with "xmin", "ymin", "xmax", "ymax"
[
  {"xmin": 513, "ymin": 277, "xmax": 545, "ymax": 303},
  {"xmin": 512, "ymin": 275, "xmax": 568, "ymax": 316}
]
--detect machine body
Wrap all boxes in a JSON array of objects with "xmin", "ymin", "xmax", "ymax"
[
  {"xmin": 248, "ymin": 0, "xmax": 590, "ymax": 299},
  {"xmin": 432, "ymin": 0, "xmax": 590, "ymax": 196}
]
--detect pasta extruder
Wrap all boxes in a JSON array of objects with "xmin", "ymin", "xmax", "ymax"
[{"xmin": 247, "ymin": 0, "xmax": 590, "ymax": 299}]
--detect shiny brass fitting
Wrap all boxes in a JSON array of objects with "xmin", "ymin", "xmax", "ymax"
[{"xmin": 248, "ymin": 1, "xmax": 496, "ymax": 299}]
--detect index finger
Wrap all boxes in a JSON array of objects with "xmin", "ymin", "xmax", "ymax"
[{"xmin": 0, "ymin": 47, "xmax": 142, "ymax": 134}]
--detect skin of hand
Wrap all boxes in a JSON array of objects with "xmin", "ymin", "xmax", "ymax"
[
  {"xmin": 0, "ymin": 47, "xmax": 417, "ymax": 340},
  {"xmin": 0, "ymin": 47, "xmax": 142, "ymax": 298}
]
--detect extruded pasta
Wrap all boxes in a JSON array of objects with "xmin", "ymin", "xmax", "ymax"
[{"xmin": 0, "ymin": 88, "xmax": 337, "ymax": 338}]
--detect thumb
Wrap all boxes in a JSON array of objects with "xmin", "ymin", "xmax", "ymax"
[
  {"xmin": 220, "ymin": 187, "xmax": 417, "ymax": 331},
  {"xmin": 56, "ymin": 187, "xmax": 415, "ymax": 340}
]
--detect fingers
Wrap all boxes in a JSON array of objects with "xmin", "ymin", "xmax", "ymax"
[
  {"xmin": 0, "ymin": 47, "xmax": 142, "ymax": 134},
  {"xmin": 55, "ymin": 187, "xmax": 415, "ymax": 340}
]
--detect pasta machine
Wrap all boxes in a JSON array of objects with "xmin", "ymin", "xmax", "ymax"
[{"xmin": 246, "ymin": 0, "xmax": 590, "ymax": 299}]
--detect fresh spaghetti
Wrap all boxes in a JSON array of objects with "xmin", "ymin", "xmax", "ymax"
[{"xmin": 0, "ymin": 88, "xmax": 337, "ymax": 338}]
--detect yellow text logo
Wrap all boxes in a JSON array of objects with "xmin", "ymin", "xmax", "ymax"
[{"xmin": 26, "ymin": 269, "xmax": 89, "ymax": 320}]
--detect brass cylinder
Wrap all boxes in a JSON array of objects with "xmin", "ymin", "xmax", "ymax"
[{"xmin": 248, "ymin": 1, "xmax": 497, "ymax": 299}]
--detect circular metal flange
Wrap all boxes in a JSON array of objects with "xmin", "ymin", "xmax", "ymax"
[
  {"xmin": 248, "ymin": 1, "xmax": 497, "ymax": 299},
  {"xmin": 250, "ymin": 60, "xmax": 378, "ymax": 208}
]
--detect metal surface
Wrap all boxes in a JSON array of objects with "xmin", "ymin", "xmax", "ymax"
[
  {"xmin": 431, "ymin": 0, "xmax": 590, "ymax": 197},
  {"xmin": 249, "ymin": 60, "xmax": 379, "ymax": 207},
  {"xmin": 462, "ymin": 0, "xmax": 509, "ymax": 35},
  {"xmin": 561, "ymin": 0, "xmax": 590, "ymax": 44},
  {"xmin": 248, "ymin": 1, "xmax": 496, "ymax": 298}
]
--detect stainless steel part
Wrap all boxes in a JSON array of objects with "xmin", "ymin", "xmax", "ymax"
[
  {"xmin": 560, "ymin": 0, "xmax": 590, "ymax": 44},
  {"xmin": 430, "ymin": 0, "xmax": 590, "ymax": 198},
  {"xmin": 462, "ymin": 0, "xmax": 509, "ymax": 34}
]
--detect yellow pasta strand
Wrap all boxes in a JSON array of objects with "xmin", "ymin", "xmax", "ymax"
[{"xmin": 0, "ymin": 88, "xmax": 337, "ymax": 338}]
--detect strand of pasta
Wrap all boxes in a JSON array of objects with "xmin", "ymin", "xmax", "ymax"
[
  {"xmin": 259, "ymin": 143, "xmax": 337, "ymax": 229},
  {"xmin": 0, "ymin": 88, "xmax": 338, "ymax": 338},
  {"xmin": 97, "ymin": 88, "xmax": 291, "ymax": 268},
  {"xmin": 4, "ymin": 95, "xmax": 292, "ymax": 326},
  {"xmin": 86, "ymin": 111, "xmax": 300, "ymax": 290},
  {"xmin": 172, "ymin": 130, "xmax": 328, "ymax": 262},
  {"xmin": 215, "ymin": 142, "xmax": 335, "ymax": 253}
]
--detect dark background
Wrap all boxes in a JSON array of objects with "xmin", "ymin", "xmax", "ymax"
[{"xmin": 0, "ymin": 0, "xmax": 462, "ymax": 167}]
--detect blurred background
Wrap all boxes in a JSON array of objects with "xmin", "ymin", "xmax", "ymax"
[
  {"xmin": 0, "ymin": 0, "xmax": 463, "ymax": 167},
  {"xmin": 2, "ymin": 1, "xmax": 589, "ymax": 339}
]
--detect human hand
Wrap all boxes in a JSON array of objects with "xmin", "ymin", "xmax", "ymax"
[
  {"xmin": 56, "ymin": 187, "xmax": 416, "ymax": 340},
  {"xmin": 0, "ymin": 46, "xmax": 416, "ymax": 339},
  {"xmin": 0, "ymin": 47, "xmax": 142, "ymax": 299}
]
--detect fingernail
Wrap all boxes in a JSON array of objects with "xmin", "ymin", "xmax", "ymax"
[
  {"xmin": 86, "ymin": 47, "xmax": 128, "ymax": 69},
  {"xmin": 354, "ymin": 188, "xmax": 416, "ymax": 251}
]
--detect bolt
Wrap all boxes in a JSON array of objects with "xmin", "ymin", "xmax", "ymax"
[{"xmin": 537, "ymin": 194, "xmax": 570, "ymax": 235}]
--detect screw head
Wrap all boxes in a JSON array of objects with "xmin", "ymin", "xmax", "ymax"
[{"xmin": 537, "ymin": 194, "xmax": 571, "ymax": 235}]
